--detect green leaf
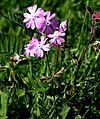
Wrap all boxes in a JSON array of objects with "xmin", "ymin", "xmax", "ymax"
[
  {"xmin": 60, "ymin": 104, "xmax": 70, "ymax": 119},
  {"xmin": 29, "ymin": 87, "xmax": 49, "ymax": 94},
  {"xmin": 16, "ymin": 89, "xmax": 25, "ymax": 97},
  {"xmin": 0, "ymin": 92, "xmax": 8, "ymax": 119}
]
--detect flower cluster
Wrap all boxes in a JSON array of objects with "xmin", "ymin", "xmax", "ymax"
[{"xmin": 23, "ymin": 5, "xmax": 67, "ymax": 58}]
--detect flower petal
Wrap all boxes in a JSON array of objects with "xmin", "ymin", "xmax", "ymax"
[
  {"xmin": 35, "ymin": 49, "xmax": 44, "ymax": 58},
  {"xmin": 31, "ymin": 20, "xmax": 35, "ymax": 29},
  {"xmin": 25, "ymin": 21, "xmax": 31, "ymax": 28},
  {"xmin": 46, "ymin": 26, "xmax": 54, "ymax": 35},
  {"xmin": 35, "ymin": 17, "xmax": 46, "ymax": 30},
  {"xmin": 23, "ymin": 13, "xmax": 30, "ymax": 18},
  {"xmin": 23, "ymin": 18, "xmax": 30, "ymax": 23},
  {"xmin": 49, "ymin": 13, "xmax": 56, "ymax": 20},
  {"xmin": 42, "ymin": 44, "xmax": 50, "ymax": 51},
  {"xmin": 57, "ymin": 37, "xmax": 65, "ymax": 45},
  {"xmin": 51, "ymin": 19, "xmax": 59, "ymax": 29},
  {"xmin": 27, "ymin": 5, "xmax": 37, "ymax": 14},
  {"xmin": 36, "ymin": 8, "xmax": 45, "ymax": 16}
]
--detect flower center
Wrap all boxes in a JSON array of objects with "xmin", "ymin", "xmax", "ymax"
[
  {"xmin": 31, "ymin": 13, "xmax": 38, "ymax": 19},
  {"xmin": 46, "ymin": 21, "xmax": 51, "ymax": 26}
]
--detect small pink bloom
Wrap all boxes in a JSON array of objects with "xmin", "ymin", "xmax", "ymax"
[
  {"xmin": 38, "ymin": 11, "xmax": 59, "ymax": 35},
  {"xmin": 34, "ymin": 36, "xmax": 50, "ymax": 58},
  {"xmin": 24, "ymin": 36, "xmax": 50, "ymax": 58},
  {"xmin": 48, "ymin": 31, "xmax": 65, "ymax": 45},
  {"xmin": 92, "ymin": 12, "xmax": 100, "ymax": 21},
  {"xmin": 23, "ymin": 5, "xmax": 45, "ymax": 29}
]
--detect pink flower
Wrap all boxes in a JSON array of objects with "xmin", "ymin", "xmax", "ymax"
[
  {"xmin": 34, "ymin": 36, "xmax": 50, "ymax": 58},
  {"xmin": 45, "ymin": 11, "xmax": 59, "ymax": 35},
  {"xmin": 24, "ymin": 36, "xmax": 50, "ymax": 58},
  {"xmin": 92, "ymin": 12, "xmax": 100, "ymax": 21},
  {"xmin": 23, "ymin": 5, "xmax": 45, "ymax": 29},
  {"xmin": 59, "ymin": 20, "xmax": 67, "ymax": 32},
  {"xmin": 36, "ymin": 11, "xmax": 59, "ymax": 35},
  {"xmin": 48, "ymin": 31, "xmax": 65, "ymax": 45}
]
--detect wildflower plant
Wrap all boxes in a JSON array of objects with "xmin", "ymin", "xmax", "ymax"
[{"xmin": 0, "ymin": 1, "xmax": 100, "ymax": 119}]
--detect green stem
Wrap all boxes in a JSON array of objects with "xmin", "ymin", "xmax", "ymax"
[
  {"xmin": 45, "ymin": 53, "xmax": 54, "ymax": 96},
  {"xmin": 55, "ymin": 46, "xmax": 60, "ymax": 72},
  {"xmin": 73, "ymin": 19, "xmax": 95, "ymax": 91},
  {"xmin": 46, "ymin": 53, "xmax": 51, "ymax": 75}
]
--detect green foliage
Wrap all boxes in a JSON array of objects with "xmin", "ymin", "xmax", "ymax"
[
  {"xmin": 0, "ymin": 91, "xmax": 8, "ymax": 119},
  {"xmin": 0, "ymin": 0, "xmax": 100, "ymax": 119}
]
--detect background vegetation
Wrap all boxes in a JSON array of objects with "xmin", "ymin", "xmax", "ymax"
[{"xmin": 0, "ymin": 0, "xmax": 100, "ymax": 119}]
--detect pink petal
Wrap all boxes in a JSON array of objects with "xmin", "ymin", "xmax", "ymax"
[
  {"xmin": 48, "ymin": 34, "xmax": 54, "ymax": 38},
  {"xmin": 39, "ymin": 27, "xmax": 45, "ymax": 34},
  {"xmin": 27, "ymin": 5, "xmax": 37, "ymax": 14},
  {"xmin": 35, "ymin": 17, "xmax": 46, "ymax": 30},
  {"xmin": 25, "ymin": 21, "xmax": 31, "ymax": 28},
  {"xmin": 57, "ymin": 37, "xmax": 65, "ymax": 45},
  {"xmin": 35, "ymin": 49, "xmax": 44, "ymax": 58},
  {"xmin": 40, "ymin": 36, "xmax": 47, "ymax": 45},
  {"xmin": 23, "ymin": 17, "xmax": 30, "ymax": 23},
  {"xmin": 49, "ymin": 13, "xmax": 56, "ymax": 20},
  {"xmin": 46, "ymin": 26, "xmax": 54, "ymax": 35},
  {"xmin": 49, "ymin": 38, "xmax": 55, "ymax": 44},
  {"xmin": 46, "ymin": 11, "xmax": 51, "ymax": 20},
  {"xmin": 40, "ymin": 36, "xmax": 45, "ymax": 43},
  {"xmin": 30, "ymin": 36, "xmax": 39, "ymax": 44},
  {"xmin": 60, "ymin": 32, "xmax": 65, "ymax": 36},
  {"xmin": 24, "ymin": 49, "xmax": 30, "ymax": 57},
  {"xmin": 42, "ymin": 44, "xmax": 50, "ymax": 51},
  {"xmin": 31, "ymin": 20, "xmax": 35, "ymax": 29},
  {"xmin": 51, "ymin": 19, "xmax": 59, "ymax": 29},
  {"xmin": 36, "ymin": 8, "xmax": 45, "ymax": 16},
  {"xmin": 40, "ymin": 49, "xmax": 44, "ymax": 58},
  {"xmin": 30, "ymin": 50, "xmax": 35, "ymax": 57},
  {"xmin": 23, "ymin": 13, "xmax": 30, "ymax": 18}
]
